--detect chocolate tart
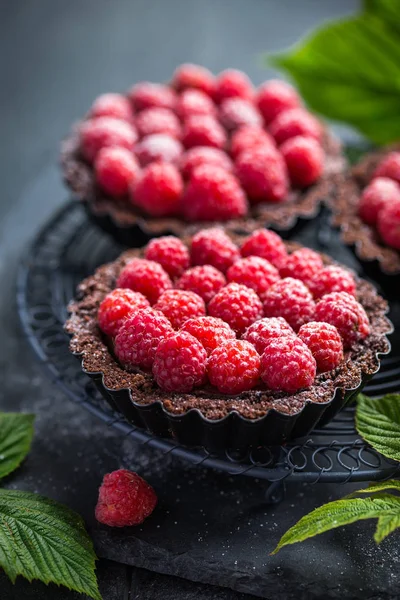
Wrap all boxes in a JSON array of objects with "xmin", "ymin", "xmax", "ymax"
[{"xmin": 65, "ymin": 238, "xmax": 392, "ymax": 454}]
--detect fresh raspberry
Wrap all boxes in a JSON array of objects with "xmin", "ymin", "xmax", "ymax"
[
  {"xmin": 281, "ymin": 136, "xmax": 324, "ymax": 187},
  {"xmin": 230, "ymin": 126, "xmax": 275, "ymax": 158},
  {"xmin": 97, "ymin": 288, "xmax": 150, "ymax": 337},
  {"xmin": 79, "ymin": 117, "xmax": 138, "ymax": 162},
  {"xmin": 269, "ymin": 108, "xmax": 322, "ymax": 146},
  {"xmin": 373, "ymin": 152, "xmax": 400, "ymax": 184},
  {"xmin": 298, "ymin": 322, "xmax": 344, "ymax": 373},
  {"xmin": 214, "ymin": 69, "xmax": 254, "ymax": 103},
  {"xmin": 176, "ymin": 89, "xmax": 217, "ymax": 120},
  {"xmin": 129, "ymin": 82, "xmax": 177, "ymax": 112},
  {"xmin": 219, "ymin": 98, "xmax": 262, "ymax": 131},
  {"xmin": 132, "ymin": 163, "xmax": 183, "ymax": 217},
  {"xmin": 95, "ymin": 147, "xmax": 140, "ymax": 197},
  {"xmin": 180, "ymin": 316, "xmax": 236, "ymax": 355},
  {"xmin": 314, "ymin": 292, "xmax": 370, "ymax": 348},
  {"xmin": 182, "ymin": 115, "xmax": 227, "ymax": 149},
  {"xmin": 377, "ymin": 201, "xmax": 400, "ymax": 250},
  {"xmin": 262, "ymin": 277, "xmax": 315, "ymax": 332},
  {"xmin": 90, "ymin": 93, "xmax": 133, "ymax": 122},
  {"xmin": 152, "ymin": 331, "xmax": 207, "ymax": 392},
  {"xmin": 208, "ymin": 283, "xmax": 263, "ymax": 336},
  {"xmin": 144, "ymin": 236, "xmax": 190, "ymax": 279},
  {"xmin": 227, "ymin": 256, "xmax": 280, "ymax": 299},
  {"xmin": 135, "ymin": 134, "xmax": 183, "ymax": 167},
  {"xmin": 95, "ymin": 469, "xmax": 157, "ymax": 527},
  {"xmin": 359, "ymin": 177, "xmax": 400, "ymax": 225},
  {"xmin": 135, "ymin": 107, "xmax": 182, "ymax": 139},
  {"xmin": 154, "ymin": 289, "xmax": 206, "ymax": 329},
  {"xmin": 260, "ymin": 337, "xmax": 316, "ymax": 392},
  {"xmin": 171, "ymin": 64, "xmax": 216, "ymax": 96},
  {"xmin": 115, "ymin": 308, "xmax": 173, "ymax": 370},
  {"xmin": 177, "ymin": 265, "xmax": 226, "ymax": 303},
  {"xmin": 309, "ymin": 266, "xmax": 356, "ymax": 300},
  {"xmin": 256, "ymin": 80, "xmax": 301, "ymax": 124},
  {"xmin": 242, "ymin": 317, "xmax": 295, "ymax": 355},
  {"xmin": 235, "ymin": 146, "xmax": 289, "ymax": 203},
  {"xmin": 208, "ymin": 340, "xmax": 260, "ymax": 394},
  {"xmin": 117, "ymin": 258, "xmax": 172, "ymax": 304},
  {"xmin": 279, "ymin": 248, "xmax": 323, "ymax": 287},
  {"xmin": 179, "ymin": 147, "xmax": 233, "ymax": 179},
  {"xmin": 182, "ymin": 165, "xmax": 247, "ymax": 221},
  {"xmin": 190, "ymin": 227, "xmax": 240, "ymax": 273},
  {"xmin": 240, "ymin": 228, "xmax": 288, "ymax": 269}
]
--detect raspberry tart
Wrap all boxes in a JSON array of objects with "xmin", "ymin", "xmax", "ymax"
[
  {"xmin": 66, "ymin": 228, "xmax": 391, "ymax": 453},
  {"xmin": 61, "ymin": 65, "xmax": 345, "ymax": 245}
]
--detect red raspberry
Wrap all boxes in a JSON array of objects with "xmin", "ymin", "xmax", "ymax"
[
  {"xmin": 269, "ymin": 108, "xmax": 322, "ymax": 146},
  {"xmin": 260, "ymin": 337, "xmax": 316, "ymax": 392},
  {"xmin": 219, "ymin": 98, "xmax": 262, "ymax": 131},
  {"xmin": 79, "ymin": 117, "xmax": 138, "ymax": 162},
  {"xmin": 377, "ymin": 201, "xmax": 400, "ymax": 250},
  {"xmin": 242, "ymin": 317, "xmax": 295, "ymax": 355},
  {"xmin": 135, "ymin": 134, "xmax": 183, "ymax": 167},
  {"xmin": 153, "ymin": 331, "xmax": 207, "ymax": 392},
  {"xmin": 227, "ymin": 256, "xmax": 280, "ymax": 299},
  {"xmin": 176, "ymin": 89, "xmax": 217, "ymax": 120},
  {"xmin": 90, "ymin": 93, "xmax": 133, "ymax": 122},
  {"xmin": 95, "ymin": 147, "xmax": 140, "ymax": 197},
  {"xmin": 114, "ymin": 308, "xmax": 173, "ymax": 370},
  {"xmin": 177, "ymin": 265, "xmax": 226, "ymax": 303},
  {"xmin": 182, "ymin": 165, "xmax": 247, "ymax": 221},
  {"xmin": 117, "ymin": 258, "xmax": 172, "ymax": 304},
  {"xmin": 190, "ymin": 227, "xmax": 240, "ymax": 273},
  {"xmin": 154, "ymin": 289, "xmax": 206, "ymax": 329},
  {"xmin": 359, "ymin": 177, "xmax": 400, "ymax": 225},
  {"xmin": 135, "ymin": 107, "xmax": 182, "ymax": 139},
  {"xmin": 208, "ymin": 283, "xmax": 263, "ymax": 335},
  {"xmin": 179, "ymin": 147, "xmax": 233, "ymax": 179},
  {"xmin": 298, "ymin": 322, "xmax": 343, "ymax": 373},
  {"xmin": 279, "ymin": 248, "xmax": 323, "ymax": 287},
  {"xmin": 373, "ymin": 152, "xmax": 400, "ymax": 184},
  {"xmin": 314, "ymin": 292, "xmax": 370, "ymax": 348},
  {"xmin": 98, "ymin": 288, "xmax": 150, "ymax": 337},
  {"xmin": 235, "ymin": 146, "xmax": 289, "ymax": 203},
  {"xmin": 180, "ymin": 316, "xmax": 235, "ymax": 355},
  {"xmin": 144, "ymin": 236, "xmax": 189, "ymax": 279},
  {"xmin": 281, "ymin": 136, "xmax": 324, "ymax": 188},
  {"xmin": 132, "ymin": 163, "xmax": 183, "ymax": 217},
  {"xmin": 95, "ymin": 469, "xmax": 157, "ymax": 527},
  {"xmin": 256, "ymin": 80, "xmax": 301, "ymax": 124},
  {"xmin": 230, "ymin": 126, "xmax": 275, "ymax": 158},
  {"xmin": 309, "ymin": 266, "xmax": 356, "ymax": 300},
  {"xmin": 240, "ymin": 228, "xmax": 288, "ymax": 269},
  {"xmin": 214, "ymin": 69, "xmax": 254, "ymax": 103},
  {"xmin": 182, "ymin": 115, "xmax": 227, "ymax": 149},
  {"xmin": 171, "ymin": 64, "xmax": 215, "ymax": 96},
  {"xmin": 208, "ymin": 340, "xmax": 260, "ymax": 394},
  {"xmin": 262, "ymin": 277, "xmax": 315, "ymax": 332},
  {"xmin": 129, "ymin": 82, "xmax": 177, "ymax": 112}
]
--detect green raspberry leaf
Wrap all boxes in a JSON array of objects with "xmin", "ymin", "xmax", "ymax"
[
  {"xmin": 347, "ymin": 479, "xmax": 400, "ymax": 498},
  {"xmin": 0, "ymin": 413, "xmax": 35, "ymax": 480},
  {"xmin": 356, "ymin": 394, "xmax": 400, "ymax": 461}
]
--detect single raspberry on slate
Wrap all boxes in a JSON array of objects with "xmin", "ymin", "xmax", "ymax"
[
  {"xmin": 208, "ymin": 282, "xmax": 263, "ymax": 335},
  {"xmin": 262, "ymin": 277, "xmax": 315, "ymax": 332},
  {"xmin": 90, "ymin": 93, "xmax": 134, "ymax": 122},
  {"xmin": 279, "ymin": 248, "xmax": 323, "ymax": 287},
  {"xmin": 240, "ymin": 228, "xmax": 288, "ymax": 269},
  {"xmin": 208, "ymin": 339, "xmax": 260, "ymax": 394},
  {"xmin": 281, "ymin": 136, "xmax": 324, "ymax": 187},
  {"xmin": 191, "ymin": 227, "xmax": 240, "ymax": 273},
  {"xmin": 144, "ymin": 236, "xmax": 189, "ymax": 279},
  {"xmin": 260, "ymin": 337, "xmax": 316, "ymax": 392},
  {"xmin": 135, "ymin": 134, "xmax": 183, "ymax": 167},
  {"xmin": 298, "ymin": 321, "xmax": 344, "ymax": 373},
  {"xmin": 176, "ymin": 89, "xmax": 217, "ymax": 120},
  {"xmin": 79, "ymin": 117, "xmax": 138, "ymax": 162},
  {"xmin": 129, "ymin": 82, "xmax": 177, "ymax": 112},
  {"xmin": 377, "ymin": 201, "xmax": 400, "ymax": 250},
  {"xmin": 177, "ymin": 265, "xmax": 226, "ymax": 303},
  {"xmin": 180, "ymin": 316, "xmax": 236, "ymax": 356},
  {"xmin": 214, "ymin": 69, "xmax": 254, "ymax": 103},
  {"xmin": 117, "ymin": 258, "xmax": 172, "ymax": 304},
  {"xmin": 152, "ymin": 331, "xmax": 207, "ymax": 392},
  {"xmin": 114, "ymin": 308, "xmax": 173, "ymax": 370},
  {"xmin": 98, "ymin": 288, "xmax": 150, "ymax": 337},
  {"xmin": 180, "ymin": 146, "xmax": 233, "ymax": 179},
  {"xmin": 314, "ymin": 292, "xmax": 370, "ymax": 348},
  {"xmin": 373, "ymin": 152, "xmax": 400, "ymax": 184},
  {"xmin": 226, "ymin": 256, "xmax": 280, "ymax": 299},
  {"xmin": 242, "ymin": 317, "xmax": 295, "ymax": 355},
  {"xmin": 95, "ymin": 469, "xmax": 157, "ymax": 527},
  {"xmin": 256, "ymin": 80, "xmax": 301, "ymax": 124},
  {"xmin": 154, "ymin": 289, "xmax": 206, "ymax": 329},
  {"xmin": 171, "ymin": 63, "xmax": 216, "ymax": 96},
  {"xmin": 359, "ymin": 177, "xmax": 400, "ymax": 225},
  {"xmin": 219, "ymin": 97, "xmax": 263, "ymax": 131},
  {"xmin": 309, "ymin": 265, "xmax": 356, "ymax": 300},
  {"xmin": 269, "ymin": 108, "xmax": 322, "ymax": 146},
  {"xmin": 132, "ymin": 163, "xmax": 183, "ymax": 217},
  {"xmin": 95, "ymin": 147, "xmax": 140, "ymax": 197},
  {"xmin": 235, "ymin": 146, "xmax": 289, "ymax": 203},
  {"xmin": 135, "ymin": 107, "xmax": 182, "ymax": 139},
  {"xmin": 182, "ymin": 115, "xmax": 227, "ymax": 149},
  {"xmin": 230, "ymin": 126, "xmax": 275, "ymax": 158}
]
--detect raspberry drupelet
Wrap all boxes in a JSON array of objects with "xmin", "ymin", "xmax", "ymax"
[
  {"xmin": 208, "ymin": 339, "xmax": 260, "ymax": 394},
  {"xmin": 235, "ymin": 146, "xmax": 289, "ymax": 203},
  {"xmin": 219, "ymin": 97, "xmax": 263, "ymax": 131},
  {"xmin": 230, "ymin": 126, "xmax": 275, "ymax": 159},
  {"xmin": 279, "ymin": 248, "xmax": 323, "ymax": 287},
  {"xmin": 182, "ymin": 115, "xmax": 227, "ymax": 149},
  {"xmin": 180, "ymin": 316, "xmax": 236, "ymax": 356},
  {"xmin": 269, "ymin": 108, "xmax": 322, "ymax": 146},
  {"xmin": 239, "ymin": 228, "xmax": 288, "ymax": 269},
  {"xmin": 134, "ymin": 134, "xmax": 183, "ymax": 167},
  {"xmin": 144, "ymin": 236, "xmax": 190, "ymax": 279},
  {"xmin": 373, "ymin": 152, "xmax": 400, "ymax": 184},
  {"xmin": 90, "ymin": 93, "xmax": 134, "ymax": 122},
  {"xmin": 176, "ymin": 265, "xmax": 226, "ymax": 303},
  {"xmin": 171, "ymin": 63, "xmax": 216, "ymax": 97},
  {"xmin": 129, "ymin": 82, "xmax": 177, "ymax": 112},
  {"xmin": 309, "ymin": 265, "xmax": 356, "ymax": 300},
  {"xmin": 180, "ymin": 146, "xmax": 233, "ymax": 179},
  {"xmin": 377, "ymin": 201, "xmax": 400, "ymax": 250},
  {"xmin": 79, "ymin": 117, "xmax": 138, "ymax": 162},
  {"xmin": 262, "ymin": 277, "xmax": 315, "ymax": 332},
  {"xmin": 117, "ymin": 258, "xmax": 172, "ymax": 304},
  {"xmin": 260, "ymin": 337, "xmax": 316, "ymax": 393},
  {"xmin": 315, "ymin": 292, "xmax": 370, "ymax": 348},
  {"xmin": 95, "ymin": 147, "xmax": 140, "ymax": 197},
  {"xmin": 135, "ymin": 107, "xmax": 182, "ymax": 139},
  {"xmin": 190, "ymin": 227, "xmax": 240, "ymax": 273},
  {"xmin": 98, "ymin": 288, "xmax": 150, "ymax": 337},
  {"xmin": 358, "ymin": 177, "xmax": 400, "ymax": 225},
  {"xmin": 176, "ymin": 89, "xmax": 217, "ymax": 120},
  {"xmin": 242, "ymin": 317, "xmax": 295, "ymax": 355},
  {"xmin": 208, "ymin": 282, "xmax": 263, "ymax": 336},
  {"xmin": 214, "ymin": 69, "xmax": 254, "ymax": 103},
  {"xmin": 256, "ymin": 80, "xmax": 301, "ymax": 124},
  {"xmin": 132, "ymin": 163, "xmax": 183, "ymax": 217},
  {"xmin": 281, "ymin": 136, "xmax": 324, "ymax": 188},
  {"xmin": 226, "ymin": 255, "xmax": 280, "ymax": 299},
  {"xmin": 154, "ymin": 289, "xmax": 206, "ymax": 329},
  {"xmin": 298, "ymin": 321, "xmax": 344, "ymax": 373}
]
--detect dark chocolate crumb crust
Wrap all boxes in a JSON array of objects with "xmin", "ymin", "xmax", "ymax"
[{"xmin": 65, "ymin": 239, "xmax": 392, "ymax": 422}]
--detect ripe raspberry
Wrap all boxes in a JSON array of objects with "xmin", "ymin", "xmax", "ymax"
[
  {"xmin": 190, "ymin": 227, "xmax": 240, "ymax": 273},
  {"xmin": 114, "ymin": 308, "xmax": 173, "ymax": 370},
  {"xmin": 240, "ymin": 228, "xmax": 288, "ymax": 269},
  {"xmin": 90, "ymin": 93, "xmax": 133, "ymax": 122},
  {"xmin": 129, "ymin": 82, "xmax": 177, "ymax": 112},
  {"xmin": 214, "ymin": 69, "xmax": 254, "ymax": 103},
  {"xmin": 256, "ymin": 80, "xmax": 301, "ymax": 124},
  {"xmin": 269, "ymin": 108, "xmax": 322, "ymax": 146},
  {"xmin": 373, "ymin": 152, "xmax": 400, "ymax": 184},
  {"xmin": 176, "ymin": 89, "xmax": 217, "ymax": 120},
  {"xmin": 132, "ymin": 163, "xmax": 183, "ymax": 217},
  {"xmin": 180, "ymin": 316, "xmax": 235, "ymax": 355},
  {"xmin": 182, "ymin": 165, "xmax": 247, "ymax": 221},
  {"xmin": 171, "ymin": 64, "xmax": 216, "ymax": 96},
  {"xmin": 260, "ymin": 337, "xmax": 316, "ymax": 392},
  {"xmin": 279, "ymin": 248, "xmax": 323, "ymax": 287},
  {"xmin": 95, "ymin": 469, "xmax": 157, "ymax": 527},
  {"xmin": 95, "ymin": 147, "xmax": 140, "ymax": 197},
  {"xmin": 144, "ymin": 236, "xmax": 189, "ymax": 279},
  {"xmin": 230, "ymin": 126, "xmax": 275, "ymax": 158},
  {"xmin": 208, "ymin": 283, "xmax": 263, "ymax": 335},
  {"xmin": 179, "ymin": 147, "xmax": 233, "ymax": 179},
  {"xmin": 359, "ymin": 177, "xmax": 400, "ymax": 225},
  {"xmin": 281, "ymin": 136, "xmax": 324, "ymax": 187},
  {"xmin": 262, "ymin": 277, "xmax": 315, "ymax": 332},
  {"xmin": 135, "ymin": 107, "xmax": 182, "ymax": 139},
  {"xmin": 182, "ymin": 115, "xmax": 227, "ymax": 149},
  {"xmin": 79, "ymin": 117, "xmax": 138, "ymax": 162},
  {"xmin": 227, "ymin": 256, "xmax": 280, "ymax": 299},
  {"xmin": 208, "ymin": 340, "xmax": 260, "ymax": 394},
  {"xmin": 242, "ymin": 317, "xmax": 295, "ymax": 355},
  {"xmin": 309, "ymin": 266, "xmax": 356, "ymax": 300},
  {"xmin": 219, "ymin": 98, "xmax": 262, "ymax": 131},
  {"xmin": 135, "ymin": 134, "xmax": 183, "ymax": 167},
  {"xmin": 377, "ymin": 201, "xmax": 400, "ymax": 250},
  {"xmin": 235, "ymin": 146, "xmax": 289, "ymax": 203},
  {"xmin": 177, "ymin": 265, "xmax": 226, "ymax": 303},
  {"xmin": 153, "ymin": 331, "xmax": 207, "ymax": 392},
  {"xmin": 98, "ymin": 288, "xmax": 150, "ymax": 337},
  {"xmin": 314, "ymin": 292, "xmax": 370, "ymax": 348},
  {"xmin": 117, "ymin": 258, "xmax": 172, "ymax": 304},
  {"xmin": 298, "ymin": 322, "xmax": 344, "ymax": 373},
  {"xmin": 154, "ymin": 289, "xmax": 206, "ymax": 329}
]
